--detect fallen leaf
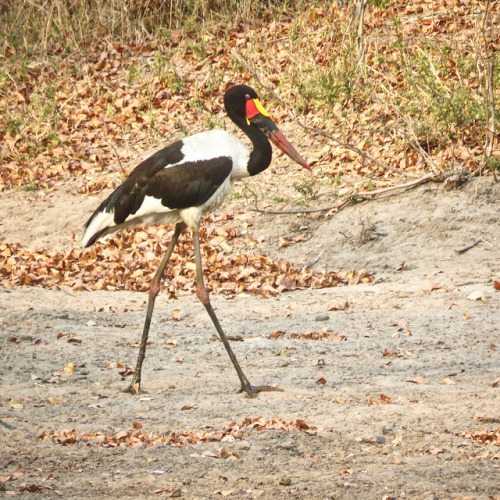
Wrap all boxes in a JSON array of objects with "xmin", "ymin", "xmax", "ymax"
[
  {"xmin": 150, "ymin": 488, "xmax": 171, "ymax": 494},
  {"xmin": 219, "ymin": 448, "xmax": 240, "ymax": 460},
  {"xmin": 493, "ymin": 279, "xmax": 500, "ymax": 290},
  {"xmin": 0, "ymin": 471, "xmax": 24, "ymax": 483},
  {"xmin": 367, "ymin": 394, "xmax": 392, "ymax": 405},
  {"xmin": 172, "ymin": 309, "xmax": 181, "ymax": 321},
  {"xmin": 409, "ymin": 376, "xmax": 429, "ymax": 384},
  {"xmin": 63, "ymin": 363, "xmax": 75, "ymax": 373},
  {"xmin": 467, "ymin": 290, "xmax": 486, "ymax": 302},
  {"xmin": 428, "ymin": 281, "xmax": 441, "ymax": 291},
  {"xmin": 279, "ymin": 236, "xmax": 291, "ymax": 248},
  {"xmin": 392, "ymin": 435, "xmax": 403, "ymax": 446},
  {"xmin": 269, "ymin": 330, "xmax": 286, "ymax": 339},
  {"xmin": 47, "ymin": 397, "xmax": 62, "ymax": 404},
  {"xmin": 328, "ymin": 300, "xmax": 349, "ymax": 311},
  {"xmin": 316, "ymin": 377, "xmax": 327, "ymax": 385},
  {"xmin": 14, "ymin": 91, "xmax": 25, "ymax": 103},
  {"xmin": 492, "ymin": 377, "xmax": 500, "ymax": 388},
  {"xmin": 199, "ymin": 450, "xmax": 219, "ymax": 458},
  {"xmin": 429, "ymin": 447, "xmax": 444, "ymax": 455},
  {"xmin": 9, "ymin": 401, "xmax": 24, "ymax": 409},
  {"xmin": 382, "ymin": 349, "xmax": 399, "ymax": 357},
  {"xmin": 443, "ymin": 378, "xmax": 456, "ymax": 385}
]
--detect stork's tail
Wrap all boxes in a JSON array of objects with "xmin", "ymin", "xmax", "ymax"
[{"xmin": 80, "ymin": 191, "xmax": 121, "ymax": 248}]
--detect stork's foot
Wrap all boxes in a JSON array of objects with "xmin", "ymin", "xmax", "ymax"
[
  {"xmin": 124, "ymin": 381, "xmax": 143, "ymax": 395},
  {"xmin": 239, "ymin": 382, "xmax": 284, "ymax": 398}
]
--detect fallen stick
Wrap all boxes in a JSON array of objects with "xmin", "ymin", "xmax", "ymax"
[
  {"xmin": 302, "ymin": 251, "xmax": 323, "ymax": 271},
  {"xmin": 455, "ymin": 238, "xmax": 483, "ymax": 254},
  {"xmin": 354, "ymin": 174, "xmax": 436, "ymax": 197},
  {"xmin": 251, "ymin": 200, "xmax": 351, "ymax": 216}
]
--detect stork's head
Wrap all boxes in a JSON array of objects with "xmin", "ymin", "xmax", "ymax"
[{"xmin": 224, "ymin": 85, "xmax": 310, "ymax": 171}]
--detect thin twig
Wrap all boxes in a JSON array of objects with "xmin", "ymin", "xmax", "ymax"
[
  {"xmin": 455, "ymin": 238, "xmax": 483, "ymax": 255},
  {"xmin": 354, "ymin": 174, "xmax": 436, "ymax": 197},
  {"xmin": 251, "ymin": 204, "xmax": 346, "ymax": 215},
  {"xmin": 303, "ymin": 124, "xmax": 414, "ymax": 178},
  {"xmin": 377, "ymin": 93, "xmax": 443, "ymax": 175},
  {"xmin": 302, "ymin": 251, "xmax": 323, "ymax": 271},
  {"xmin": 108, "ymin": 142, "xmax": 126, "ymax": 176}
]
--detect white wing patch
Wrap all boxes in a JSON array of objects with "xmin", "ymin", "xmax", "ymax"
[
  {"xmin": 130, "ymin": 195, "xmax": 171, "ymax": 219},
  {"xmin": 180, "ymin": 130, "xmax": 250, "ymax": 178}
]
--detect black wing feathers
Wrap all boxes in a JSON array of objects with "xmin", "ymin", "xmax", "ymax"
[
  {"xmin": 85, "ymin": 139, "xmax": 233, "ymax": 228},
  {"xmin": 147, "ymin": 158, "xmax": 232, "ymax": 209},
  {"xmin": 112, "ymin": 141, "xmax": 185, "ymax": 224}
]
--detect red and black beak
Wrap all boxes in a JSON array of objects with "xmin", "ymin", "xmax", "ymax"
[{"xmin": 246, "ymin": 98, "xmax": 310, "ymax": 171}]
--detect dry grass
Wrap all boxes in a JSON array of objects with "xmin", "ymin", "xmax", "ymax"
[{"xmin": 0, "ymin": 0, "xmax": 313, "ymax": 54}]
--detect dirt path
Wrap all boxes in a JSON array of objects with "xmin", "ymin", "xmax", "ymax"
[{"xmin": 1, "ymin": 178, "xmax": 499, "ymax": 498}]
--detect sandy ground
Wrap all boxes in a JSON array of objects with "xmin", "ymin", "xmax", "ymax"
[{"xmin": 1, "ymin": 177, "xmax": 499, "ymax": 498}]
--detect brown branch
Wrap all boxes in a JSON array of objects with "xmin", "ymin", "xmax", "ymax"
[
  {"xmin": 479, "ymin": 0, "xmax": 497, "ymax": 182},
  {"xmin": 354, "ymin": 174, "xmax": 437, "ymax": 197},
  {"xmin": 231, "ymin": 49, "xmax": 413, "ymax": 179},
  {"xmin": 251, "ymin": 200, "xmax": 351, "ymax": 216},
  {"xmin": 354, "ymin": 0, "xmax": 367, "ymax": 56},
  {"xmin": 108, "ymin": 142, "xmax": 126, "ymax": 176},
  {"xmin": 250, "ymin": 173, "xmax": 448, "ymax": 219}
]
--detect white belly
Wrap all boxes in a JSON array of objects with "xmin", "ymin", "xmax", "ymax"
[{"xmin": 179, "ymin": 176, "xmax": 233, "ymax": 230}]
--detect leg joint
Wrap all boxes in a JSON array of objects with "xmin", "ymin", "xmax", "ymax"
[{"xmin": 196, "ymin": 283, "xmax": 210, "ymax": 305}]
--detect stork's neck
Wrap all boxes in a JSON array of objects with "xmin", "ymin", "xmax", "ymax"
[
  {"xmin": 246, "ymin": 125, "xmax": 272, "ymax": 177},
  {"xmin": 229, "ymin": 114, "xmax": 272, "ymax": 177}
]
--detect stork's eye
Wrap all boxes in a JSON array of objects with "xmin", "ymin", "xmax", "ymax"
[{"xmin": 245, "ymin": 94, "xmax": 251, "ymax": 100}]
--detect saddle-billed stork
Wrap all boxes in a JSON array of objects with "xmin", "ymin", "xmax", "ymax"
[{"xmin": 81, "ymin": 84, "xmax": 310, "ymax": 397}]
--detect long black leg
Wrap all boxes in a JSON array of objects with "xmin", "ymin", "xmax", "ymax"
[
  {"xmin": 192, "ymin": 230, "xmax": 281, "ymax": 397},
  {"xmin": 126, "ymin": 222, "xmax": 186, "ymax": 394}
]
